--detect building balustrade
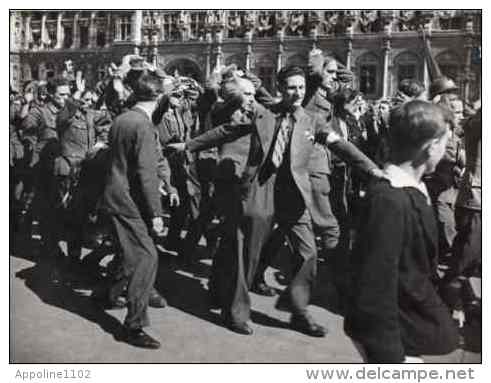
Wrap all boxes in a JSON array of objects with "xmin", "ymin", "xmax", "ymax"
[{"xmin": 11, "ymin": 10, "xmax": 481, "ymax": 52}]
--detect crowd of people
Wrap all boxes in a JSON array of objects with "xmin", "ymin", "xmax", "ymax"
[{"xmin": 9, "ymin": 49, "xmax": 481, "ymax": 362}]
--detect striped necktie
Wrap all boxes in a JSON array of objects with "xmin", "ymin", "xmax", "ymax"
[{"xmin": 272, "ymin": 113, "xmax": 292, "ymax": 168}]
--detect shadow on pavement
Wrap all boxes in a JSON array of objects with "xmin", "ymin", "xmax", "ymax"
[{"xmin": 15, "ymin": 262, "xmax": 126, "ymax": 343}]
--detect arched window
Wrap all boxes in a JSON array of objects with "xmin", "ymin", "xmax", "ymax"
[
  {"xmin": 63, "ymin": 21, "xmax": 73, "ymax": 48},
  {"xmin": 436, "ymin": 50, "xmax": 462, "ymax": 82},
  {"xmin": 392, "ymin": 51, "xmax": 423, "ymax": 93},
  {"xmin": 79, "ymin": 18, "xmax": 90, "ymax": 48},
  {"xmin": 356, "ymin": 52, "xmax": 381, "ymax": 98}
]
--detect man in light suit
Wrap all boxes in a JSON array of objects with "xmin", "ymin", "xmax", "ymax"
[{"xmin": 169, "ymin": 67, "xmax": 379, "ymax": 336}]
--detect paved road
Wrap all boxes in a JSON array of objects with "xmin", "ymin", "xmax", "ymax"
[{"xmin": 10, "ymin": 237, "xmax": 481, "ymax": 363}]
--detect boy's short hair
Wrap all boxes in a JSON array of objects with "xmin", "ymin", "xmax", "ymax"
[
  {"xmin": 277, "ymin": 65, "xmax": 305, "ymax": 88},
  {"xmin": 389, "ymin": 100, "xmax": 448, "ymax": 162}
]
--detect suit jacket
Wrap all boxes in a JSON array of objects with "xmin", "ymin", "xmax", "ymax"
[
  {"xmin": 186, "ymin": 104, "xmax": 376, "ymax": 218},
  {"xmin": 344, "ymin": 179, "xmax": 459, "ymax": 362},
  {"xmin": 101, "ymin": 107, "xmax": 162, "ymax": 219}
]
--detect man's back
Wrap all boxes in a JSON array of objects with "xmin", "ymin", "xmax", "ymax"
[{"xmin": 101, "ymin": 108, "xmax": 162, "ymax": 219}]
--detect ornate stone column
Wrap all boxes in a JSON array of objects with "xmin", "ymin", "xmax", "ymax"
[
  {"xmin": 214, "ymin": 28, "xmax": 224, "ymax": 69},
  {"xmin": 89, "ymin": 11, "xmax": 97, "ymax": 48},
  {"xmin": 245, "ymin": 29, "xmax": 253, "ymax": 71},
  {"xmin": 382, "ymin": 38, "xmax": 391, "ymax": 98},
  {"xmin": 105, "ymin": 13, "xmax": 112, "ymax": 47},
  {"xmin": 41, "ymin": 13, "xmax": 47, "ymax": 49},
  {"xmin": 345, "ymin": 16, "xmax": 355, "ymax": 70},
  {"xmin": 24, "ymin": 14, "xmax": 32, "ymax": 49},
  {"xmin": 205, "ymin": 32, "xmax": 212, "ymax": 78},
  {"xmin": 55, "ymin": 12, "xmax": 64, "ymax": 49},
  {"xmin": 115, "ymin": 14, "xmax": 122, "ymax": 41},
  {"xmin": 346, "ymin": 39, "xmax": 353, "ymax": 70},
  {"xmin": 10, "ymin": 12, "xmax": 17, "ymax": 50},
  {"xmin": 71, "ymin": 12, "xmax": 80, "ymax": 48},
  {"xmin": 132, "ymin": 10, "xmax": 143, "ymax": 45},
  {"xmin": 463, "ymin": 16, "xmax": 475, "ymax": 103},
  {"xmin": 306, "ymin": 11, "xmax": 320, "ymax": 50},
  {"xmin": 276, "ymin": 29, "xmax": 285, "ymax": 73}
]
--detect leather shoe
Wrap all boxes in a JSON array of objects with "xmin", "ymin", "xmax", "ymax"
[
  {"xmin": 225, "ymin": 321, "xmax": 253, "ymax": 335},
  {"xmin": 251, "ymin": 282, "xmax": 277, "ymax": 297},
  {"xmin": 149, "ymin": 292, "xmax": 167, "ymax": 308},
  {"xmin": 124, "ymin": 328, "xmax": 161, "ymax": 349},
  {"xmin": 290, "ymin": 313, "xmax": 326, "ymax": 337}
]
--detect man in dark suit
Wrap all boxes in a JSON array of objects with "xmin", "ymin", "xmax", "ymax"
[
  {"xmin": 100, "ymin": 71, "xmax": 166, "ymax": 349},
  {"xmin": 169, "ymin": 67, "xmax": 379, "ymax": 336}
]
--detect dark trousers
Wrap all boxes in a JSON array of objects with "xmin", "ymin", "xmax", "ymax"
[
  {"xmin": 208, "ymin": 178, "xmax": 275, "ymax": 325},
  {"xmin": 253, "ymin": 207, "xmax": 319, "ymax": 316},
  {"xmin": 443, "ymin": 207, "xmax": 481, "ymax": 283},
  {"xmin": 329, "ymin": 167, "xmax": 350, "ymax": 256},
  {"xmin": 166, "ymin": 168, "xmax": 201, "ymax": 249},
  {"xmin": 183, "ymin": 180, "xmax": 216, "ymax": 258},
  {"xmin": 328, "ymin": 166, "xmax": 352, "ymax": 295},
  {"xmin": 109, "ymin": 214, "xmax": 158, "ymax": 330},
  {"xmin": 309, "ymin": 172, "xmax": 340, "ymax": 251},
  {"xmin": 279, "ymin": 209, "xmax": 318, "ymax": 316}
]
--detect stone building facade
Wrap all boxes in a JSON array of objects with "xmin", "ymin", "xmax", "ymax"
[{"xmin": 10, "ymin": 10, "xmax": 481, "ymax": 102}]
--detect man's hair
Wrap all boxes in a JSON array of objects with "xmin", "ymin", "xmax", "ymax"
[
  {"xmin": 398, "ymin": 79, "xmax": 425, "ymax": 98},
  {"xmin": 322, "ymin": 55, "xmax": 338, "ymax": 68},
  {"xmin": 277, "ymin": 65, "xmax": 305, "ymax": 87},
  {"xmin": 46, "ymin": 77, "xmax": 70, "ymax": 95},
  {"xmin": 332, "ymin": 87, "xmax": 360, "ymax": 115},
  {"xmin": 388, "ymin": 100, "xmax": 448, "ymax": 162},
  {"xmin": 132, "ymin": 70, "xmax": 163, "ymax": 102},
  {"xmin": 219, "ymin": 76, "xmax": 254, "ymax": 103}
]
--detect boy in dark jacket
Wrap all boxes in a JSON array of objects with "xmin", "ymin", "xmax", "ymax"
[{"xmin": 344, "ymin": 100, "xmax": 459, "ymax": 363}]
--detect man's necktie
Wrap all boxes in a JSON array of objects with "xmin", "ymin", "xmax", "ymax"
[{"xmin": 272, "ymin": 113, "xmax": 292, "ymax": 168}]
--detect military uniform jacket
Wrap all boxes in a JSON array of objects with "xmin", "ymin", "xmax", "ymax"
[
  {"xmin": 303, "ymin": 88, "xmax": 333, "ymax": 175},
  {"xmin": 101, "ymin": 107, "xmax": 162, "ymax": 219},
  {"xmin": 58, "ymin": 105, "xmax": 112, "ymax": 164},
  {"xmin": 21, "ymin": 102, "xmax": 60, "ymax": 166}
]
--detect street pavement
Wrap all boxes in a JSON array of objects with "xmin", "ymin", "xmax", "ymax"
[{"xmin": 10, "ymin": 236, "xmax": 481, "ymax": 364}]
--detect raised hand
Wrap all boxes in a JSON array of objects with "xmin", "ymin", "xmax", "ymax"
[{"xmin": 76, "ymin": 70, "xmax": 86, "ymax": 93}]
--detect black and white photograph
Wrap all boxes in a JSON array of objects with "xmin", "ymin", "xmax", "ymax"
[{"xmin": 8, "ymin": 7, "xmax": 482, "ymax": 369}]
